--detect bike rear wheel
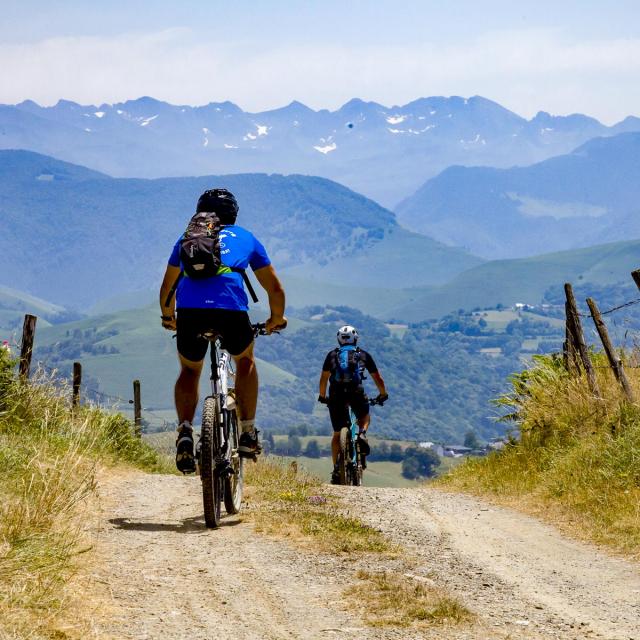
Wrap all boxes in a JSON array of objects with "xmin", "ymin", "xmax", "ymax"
[
  {"xmin": 201, "ymin": 396, "xmax": 223, "ymax": 528},
  {"xmin": 338, "ymin": 427, "xmax": 350, "ymax": 485},
  {"xmin": 223, "ymin": 407, "xmax": 244, "ymax": 514}
]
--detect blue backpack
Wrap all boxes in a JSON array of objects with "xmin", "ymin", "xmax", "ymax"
[{"xmin": 332, "ymin": 345, "xmax": 362, "ymax": 385}]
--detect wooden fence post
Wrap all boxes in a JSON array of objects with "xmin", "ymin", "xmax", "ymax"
[
  {"xmin": 564, "ymin": 302, "xmax": 580, "ymax": 374},
  {"xmin": 72, "ymin": 362, "xmax": 82, "ymax": 409},
  {"xmin": 19, "ymin": 314, "xmax": 37, "ymax": 380},
  {"xmin": 632, "ymin": 269, "xmax": 640, "ymax": 292},
  {"xmin": 564, "ymin": 284, "xmax": 600, "ymax": 396},
  {"xmin": 133, "ymin": 379, "xmax": 142, "ymax": 437},
  {"xmin": 586, "ymin": 297, "xmax": 635, "ymax": 403}
]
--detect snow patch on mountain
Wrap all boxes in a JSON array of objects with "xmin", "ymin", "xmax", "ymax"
[
  {"xmin": 94, "ymin": 112, "xmax": 105, "ymax": 118},
  {"xmin": 314, "ymin": 143, "xmax": 337, "ymax": 154},
  {"xmin": 140, "ymin": 115, "xmax": 158, "ymax": 127},
  {"xmin": 386, "ymin": 115, "xmax": 407, "ymax": 125}
]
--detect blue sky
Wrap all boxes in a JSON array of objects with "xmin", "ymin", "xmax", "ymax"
[{"xmin": 1, "ymin": 1, "xmax": 639, "ymax": 122}]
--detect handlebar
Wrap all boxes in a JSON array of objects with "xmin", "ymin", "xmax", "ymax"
[
  {"xmin": 252, "ymin": 320, "xmax": 287, "ymax": 337},
  {"xmin": 318, "ymin": 394, "xmax": 388, "ymax": 406}
]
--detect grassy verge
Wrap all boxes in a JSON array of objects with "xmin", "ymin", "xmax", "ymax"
[
  {"xmin": 441, "ymin": 353, "xmax": 640, "ymax": 556},
  {"xmin": 0, "ymin": 353, "xmax": 170, "ymax": 639},
  {"xmin": 347, "ymin": 570, "xmax": 472, "ymax": 628},
  {"xmin": 245, "ymin": 459, "xmax": 393, "ymax": 554}
]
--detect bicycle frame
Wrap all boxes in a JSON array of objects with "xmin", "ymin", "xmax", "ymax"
[
  {"xmin": 206, "ymin": 335, "xmax": 236, "ymax": 464},
  {"xmin": 347, "ymin": 409, "xmax": 360, "ymax": 466}
]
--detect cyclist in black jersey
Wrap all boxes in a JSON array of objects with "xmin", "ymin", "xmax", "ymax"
[{"xmin": 318, "ymin": 325, "xmax": 388, "ymax": 483}]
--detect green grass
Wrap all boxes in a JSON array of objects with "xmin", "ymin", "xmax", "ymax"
[
  {"xmin": 245, "ymin": 459, "xmax": 394, "ymax": 554},
  {"xmin": 0, "ymin": 351, "xmax": 170, "ymax": 638},
  {"xmin": 441, "ymin": 352, "xmax": 640, "ymax": 556},
  {"xmin": 346, "ymin": 570, "xmax": 472, "ymax": 628},
  {"xmin": 279, "ymin": 455, "xmax": 417, "ymax": 488}
]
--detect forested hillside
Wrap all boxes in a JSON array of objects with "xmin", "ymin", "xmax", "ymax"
[
  {"xmin": 0, "ymin": 150, "xmax": 480, "ymax": 309},
  {"xmin": 396, "ymin": 132, "xmax": 640, "ymax": 258}
]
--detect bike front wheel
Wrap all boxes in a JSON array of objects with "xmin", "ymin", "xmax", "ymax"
[
  {"xmin": 223, "ymin": 407, "xmax": 244, "ymax": 514},
  {"xmin": 201, "ymin": 396, "xmax": 223, "ymax": 528}
]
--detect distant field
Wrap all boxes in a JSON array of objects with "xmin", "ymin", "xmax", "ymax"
[{"xmin": 145, "ymin": 431, "xmax": 460, "ymax": 488}]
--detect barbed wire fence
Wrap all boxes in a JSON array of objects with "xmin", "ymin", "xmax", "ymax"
[{"xmin": 563, "ymin": 269, "xmax": 640, "ymax": 403}]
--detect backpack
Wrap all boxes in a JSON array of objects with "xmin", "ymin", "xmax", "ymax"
[
  {"xmin": 332, "ymin": 345, "xmax": 362, "ymax": 386},
  {"xmin": 180, "ymin": 212, "xmax": 223, "ymax": 279},
  {"xmin": 163, "ymin": 213, "xmax": 259, "ymax": 306}
]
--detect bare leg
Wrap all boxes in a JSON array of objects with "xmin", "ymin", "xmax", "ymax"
[
  {"xmin": 232, "ymin": 342, "xmax": 258, "ymax": 421},
  {"xmin": 175, "ymin": 355, "xmax": 203, "ymax": 423},
  {"xmin": 357, "ymin": 414, "xmax": 371, "ymax": 433}
]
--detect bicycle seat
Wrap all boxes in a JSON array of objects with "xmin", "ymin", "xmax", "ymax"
[{"xmin": 198, "ymin": 330, "xmax": 221, "ymax": 342}]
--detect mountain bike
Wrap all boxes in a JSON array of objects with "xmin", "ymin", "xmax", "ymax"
[
  {"xmin": 196, "ymin": 322, "xmax": 273, "ymax": 528},
  {"xmin": 320, "ymin": 396, "xmax": 384, "ymax": 486}
]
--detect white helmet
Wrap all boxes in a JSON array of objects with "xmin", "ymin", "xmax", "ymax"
[{"xmin": 337, "ymin": 325, "xmax": 358, "ymax": 345}]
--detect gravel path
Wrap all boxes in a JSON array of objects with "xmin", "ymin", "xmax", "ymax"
[
  {"xmin": 337, "ymin": 485, "xmax": 640, "ymax": 640},
  {"xmin": 90, "ymin": 472, "xmax": 640, "ymax": 640}
]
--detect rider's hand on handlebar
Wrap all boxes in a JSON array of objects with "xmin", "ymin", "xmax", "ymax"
[
  {"xmin": 376, "ymin": 393, "xmax": 389, "ymax": 405},
  {"xmin": 265, "ymin": 315, "xmax": 288, "ymax": 334},
  {"xmin": 161, "ymin": 315, "xmax": 176, "ymax": 331},
  {"xmin": 317, "ymin": 394, "xmax": 329, "ymax": 405}
]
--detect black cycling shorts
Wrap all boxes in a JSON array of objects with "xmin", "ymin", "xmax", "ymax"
[
  {"xmin": 328, "ymin": 387, "xmax": 369, "ymax": 432},
  {"xmin": 176, "ymin": 308, "xmax": 254, "ymax": 361}
]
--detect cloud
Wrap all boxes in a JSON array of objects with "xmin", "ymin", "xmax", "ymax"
[{"xmin": 1, "ymin": 28, "xmax": 639, "ymax": 123}]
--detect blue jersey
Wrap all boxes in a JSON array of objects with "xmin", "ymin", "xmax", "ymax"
[{"xmin": 168, "ymin": 224, "xmax": 270, "ymax": 311}]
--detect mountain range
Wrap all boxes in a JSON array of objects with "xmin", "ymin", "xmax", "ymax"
[
  {"xmin": 396, "ymin": 132, "xmax": 640, "ymax": 259},
  {"xmin": 2, "ymin": 95, "xmax": 638, "ymax": 206}
]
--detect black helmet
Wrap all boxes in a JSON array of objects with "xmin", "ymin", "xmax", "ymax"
[{"xmin": 196, "ymin": 188, "xmax": 239, "ymax": 224}]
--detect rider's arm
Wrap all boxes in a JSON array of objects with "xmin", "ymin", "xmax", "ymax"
[
  {"xmin": 319, "ymin": 370, "xmax": 331, "ymax": 398},
  {"xmin": 159, "ymin": 264, "xmax": 181, "ymax": 329},
  {"xmin": 253, "ymin": 265, "xmax": 287, "ymax": 332},
  {"xmin": 371, "ymin": 371, "xmax": 388, "ymax": 396}
]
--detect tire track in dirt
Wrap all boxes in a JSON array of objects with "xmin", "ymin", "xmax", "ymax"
[{"xmin": 340, "ymin": 486, "xmax": 640, "ymax": 640}]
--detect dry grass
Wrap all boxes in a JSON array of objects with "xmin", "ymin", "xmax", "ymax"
[
  {"xmin": 441, "ymin": 352, "xmax": 640, "ymax": 556},
  {"xmin": 245, "ymin": 458, "xmax": 394, "ymax": 554},
  {"xmin": 0, "ymin": 356, "xmax": 169, "ymax": 639},
  {"xmin": 346, "ymin": 570, "xmax": 473, "ymax": 628}
]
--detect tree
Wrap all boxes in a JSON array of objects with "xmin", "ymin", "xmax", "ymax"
[
  {"xmin": 389, "ymin": 443, "xmax": 403, "ymax": 462},
  {"xmin": 401, "ymin": 456, "xmax": 420, "ymax": 480},
  {"xmin": 287, "ymin": 434, "xmax": 302, "ymax": 456},
  {"xmin": 401, "ymin": 446, "xmax": 440, "ymax": 479},
  {"xmin": 304, "ymin": 439, "xmax": 321, "ymax": 458},
  {"xmin": 464, "ymin": 430, "xmax": 480, "ymax": 449}
]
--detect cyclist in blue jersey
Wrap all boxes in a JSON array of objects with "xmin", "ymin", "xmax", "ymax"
[{"xmin": 159, "ymin": 189, "xmax": 287, "ymax": 473}]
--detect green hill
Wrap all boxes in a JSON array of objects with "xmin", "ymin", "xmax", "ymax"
[
  {"xmin": 0, "ymin": 285, "xmax": 80, "ymax": 335},
  {"xmin": 34, "ymin": 305, "xmax": 298, "ymax": 420},
  {"xmin": 0, "ymin": 150, "xmax": 481, "ymax": 310},
  {"xmin": 387, "ymin": 239, "xmax": 640, "ymax": 321}
]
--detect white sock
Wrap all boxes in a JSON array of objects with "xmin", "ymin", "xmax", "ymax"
[
  {"xmin": 177, "ymin": 420, "xmax": 192, "ymax": 432},
  {"xmin": 239, "ymin": 419, "xmax": 255, "ymax": 434}
]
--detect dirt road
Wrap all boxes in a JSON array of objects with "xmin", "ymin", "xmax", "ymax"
[{"xmin": 90, "ymin": 473, "xmax": 640, "ymax": 640}]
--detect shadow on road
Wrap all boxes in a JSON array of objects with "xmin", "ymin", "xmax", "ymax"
[{"xmin": 108, "ymin": 516, "xmax": 243, "ymax": 532}]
